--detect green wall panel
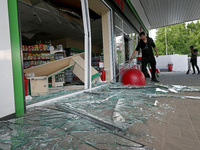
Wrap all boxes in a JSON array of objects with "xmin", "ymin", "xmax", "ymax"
[{"xmin": 8, "ymin": 0, "xmax": 25, "ymax": 117}]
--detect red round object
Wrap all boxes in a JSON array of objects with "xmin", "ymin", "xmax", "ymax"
[{"xmin": 121, "ymin": 69, "xmax": 146, "ymax": 86}]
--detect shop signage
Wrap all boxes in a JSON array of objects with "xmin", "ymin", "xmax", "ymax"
[{"xmin": 114, "ymin": 0, "xmax": 124, "ymax": 11}]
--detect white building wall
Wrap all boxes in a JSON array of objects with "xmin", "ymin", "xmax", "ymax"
[
  {"xmin": 156, "ymin": 55, "xmax": 188, "ymax": 72},
  {"xmin": 0, "ymin": 0, "xmax": 16, "ymax": 118},
  {"xmin": 197, "ymin": 57, "xmax": 200, "ymax": 68}
]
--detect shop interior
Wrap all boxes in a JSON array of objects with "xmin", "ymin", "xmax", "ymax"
[{"xmin": 18, "ymin": 0, "xmax": 104, "ymax": 105}]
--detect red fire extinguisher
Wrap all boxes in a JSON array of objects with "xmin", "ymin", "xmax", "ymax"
[
  {"xmin": 101, "ymin": 69, "xmax": 106, "ymax": 81},
  {"xmin": 24, "ymin": 74, "xmax": 29, "ymax": 96}
]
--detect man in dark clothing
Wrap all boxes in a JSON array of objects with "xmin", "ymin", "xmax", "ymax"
[
  {"xmin": 130, "ymin": 32, "xmax": 159, "ymax": 82},
  {"xmin": 190, "ymin": 46, "xmax": 200, "ymax": 74}
]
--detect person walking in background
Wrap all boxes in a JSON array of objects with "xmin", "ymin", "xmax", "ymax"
[
  {"xmin": 190, "ymin": 46, "xmax": 200, "ymax": 74},
  {"xmin": 130, "ymin": 32, "xmax": 159, "ymax": 82}
]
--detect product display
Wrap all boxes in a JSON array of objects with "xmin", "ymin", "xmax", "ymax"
[
  {"xmin": 23, "ymin": 41, "xmax": 52, "ymax": 69},
  {"xmin": 54, "ymin": 49, "xmax": 65, "ymax": 84},
  {"xmin": 65, "ymin": 48, "xmax": 84, "ymax": 83},
  {"xmin": 23, "ymin": 53, "xmax": 51, "ymax": 60},
  {"xmin": 65, "ymin": 69, "xmax": 73, "ymax": 83},
  {"xmin": 92, "ymin": 56, "xmax": 103, "ymax": 72},
  {"xmin": 66, "ymin": 48, "xmax": 84, "ymax": 56},
  {"xmin": 54, "ymin": 52, "xmax": 64, "ymax": 60},
  {"xmin": 55, "ymin": 73, "xmax": 65, "ymax": 82},
  {"xmin": 24, "ymin": 60, "xmax": 50, "ymax": 69}
]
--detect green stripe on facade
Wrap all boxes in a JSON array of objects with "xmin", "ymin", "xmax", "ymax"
[
  {"xmin": 48, "ymin": 65, "xmax": 74, "ymax": 78},
  {"xmin": 92, "ymin": 73, "xmax": 100, "ymax": 80},
  {"xmin": 8, "ymin": 0, "xmax": 25, "ymax": 116},
  {"xmin": 126, "ymin": 0, "xmax": 148, "ymax": 33}
]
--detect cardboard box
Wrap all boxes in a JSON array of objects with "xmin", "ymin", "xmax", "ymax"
[{"xmin": 30, "ymin": 77, "xmax": 48, "ymax": 96}]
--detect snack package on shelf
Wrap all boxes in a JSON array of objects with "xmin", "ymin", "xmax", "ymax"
[
  {"xmin": 24, "ymin": 45, "xmax": 28, "ymax": 51},
  {"xmin": 34, "ymin": 45, "xmax": 39, "ymax": 51},
  {"xmin": 44, "ymin": 53, "xmax": 47, "ymax": 58},
  {"xmin": 40, "ymin": 53, "xmax": 44, "ymax": 59},
  {"xmin": 36, "ymin": 53, "xmax": 40, "ymax": 59},
  {"xmin": 28, "ymin": 45, "xmax": 31, "ymax": 51},
  {"xmin": 50, "ymin": 54, "xmax": 54, "ymax": 61},
  {"xmin": 22, "ymin": 45, "xmax": 25, "ymax": 51},
  {"xmin": 43, "ymin": 44, "xmax": 48, "ymax": 50},
  {"xmin": 23, "ymin": 53, "xmax": 27, "ymax": 58},
  {"xmin": 32, "ymin": 54, "xmax": 36, "ymax": 59},
  {"xmin": 38, "ymin": 42, "xmax": 43, "ymax": 51},
  {"xmin": 26, "ymin": 53, "xmax": 29, "ymax": 59},
  {"xmin": 31, "ymin": 45, "xmax": 34, "ymax": 51}
]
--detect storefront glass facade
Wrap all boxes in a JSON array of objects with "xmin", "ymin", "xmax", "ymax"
[{"xmin": 114, "ymin": 13, "xmax": 137, "ymax": 78}]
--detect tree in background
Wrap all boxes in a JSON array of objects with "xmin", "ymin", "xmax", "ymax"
[{"xmin": 155, "ymin": 21, "xmax": 200, "ymax": 55}]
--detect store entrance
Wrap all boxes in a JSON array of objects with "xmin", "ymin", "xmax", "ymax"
[{"xmin": 18, "ymin": 0, "xmax": 103, "ymax": 105}]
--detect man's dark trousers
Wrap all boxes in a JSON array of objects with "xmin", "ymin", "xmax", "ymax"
[
  {"xmin": 191, "ymin": 59, "xmax": 200, "ymax": 73},
  {"xmin": 142, "ymin": 56, "xmax": 156, "ymax": 79}
]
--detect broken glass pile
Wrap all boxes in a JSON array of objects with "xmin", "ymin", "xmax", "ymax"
[{"xmin": 1, "ymin": 83, "xmax": 181, "ymax": 149}]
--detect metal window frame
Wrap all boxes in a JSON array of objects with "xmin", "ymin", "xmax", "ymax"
[
  {"xmin": 101, "ymin": 0, "xmax": 115, "ymax": 81},
  {"xmin": 81, "ymin": 0, "xmax": 115, "ymax": 86},
  {"xmin": 81, "ymin": 0, "xmax": 92, "ymax": 89},
  {"xmin": 115, "ymin": 12, "xmax": 137, "ymax": 42}
]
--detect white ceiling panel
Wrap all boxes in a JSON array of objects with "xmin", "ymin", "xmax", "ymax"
[{"xmin": 131, "ymin": 0, "xmax": 200, "ymax": 29}]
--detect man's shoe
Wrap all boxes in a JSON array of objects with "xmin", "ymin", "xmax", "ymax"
[
  {"xmin": 198, "ymin": 72, "xmax": 200, "ymax": 74},
  {"xmin": 192, "ymin": 72, "xmax": 196, "ymax": 75},
  {"xmin": 152, "ymin": 78, "xmax": 159, "ymax": 82}
]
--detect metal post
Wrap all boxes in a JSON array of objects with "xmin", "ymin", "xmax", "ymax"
[
  {"xmin": 81, "ymin": 0, "xmax": 92, "ymax": 89},
  {"xmin": 107, "ymin": 11, "xmax": 114, "ymax": 81}
]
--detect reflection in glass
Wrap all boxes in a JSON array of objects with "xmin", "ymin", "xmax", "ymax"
[
  {"xmin": 114, "ymin": 14, "xmax": 138, "ymax": 82},
  {"xmin": 129, "ymin": 33, "xmax": 137, "ymax": 58},
  {"xmin": 115, "ymin": 28, "xmax": 125, "ymax": 75}
]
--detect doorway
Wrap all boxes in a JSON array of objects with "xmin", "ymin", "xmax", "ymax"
[{"xmin": 18, "ymin": 0, "xmax": 103, "ymax": 106}]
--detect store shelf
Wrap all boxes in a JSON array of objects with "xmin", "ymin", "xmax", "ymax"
[
  {"xmin": 24, "ymin": 66, "xmax": 35, "ymax": 69},
  {"xmin": 92, "ymin": 56, "xmax": 101, "ymax": 72},
  {"xmin": 53, "ymin": 50, "xmax": 65, "ymax": 86},
  {"xmin": 66, "ymin": 48, "xmax": 84, "ymax": 56},
  {"xmin": 23, "ymin": 45, "xmax": 52, "ymax": 69},
  {"xmin": 53, "ymin": 50, "xmax": 64, "ymax": 54},
  {"xmin": 24, "ymin": 58, "xmax": 50, "ymax": 61},
  {"xmin": 23, "ymin": 50, "xmax": 50, "ymax": 52},
  {"xmin": 67, "ymin": 48, "xmax": 84, "ymax": 53}
]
